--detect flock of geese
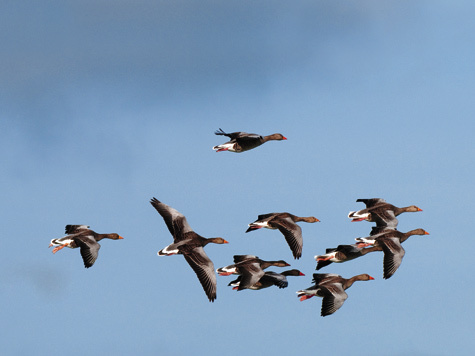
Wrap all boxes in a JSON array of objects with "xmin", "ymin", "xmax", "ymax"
[{"xmin": 49, "ymin": 129, "xmax": 428, "ymax": 317}]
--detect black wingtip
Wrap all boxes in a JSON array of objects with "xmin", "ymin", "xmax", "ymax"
[{"xmin": 150, "ymin": 197, "xmax": 161, "ymax": 205}]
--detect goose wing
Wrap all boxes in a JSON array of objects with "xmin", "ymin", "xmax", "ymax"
[
  {"xmin": 372, "ymin": 209, "xmax": 399, "ymax": 228},
  {"xmin": 236, "ymin": 261, "xmax": 265, "ymax": 290},
  {"xmin": 260, "ymin": 271, "xmax": 288, "ymax": 289},
  {"xmin": 150, "ymin": 198, "xmax": 193, "ymax": 242},
  {"xmin": 356, "ymin": 198, "xmax": 386, "ymax": 208},
  {"xmin": 273, "ymin": 217, "xmax": 303, "ymax": 259},
  {"xmin": 320, "ymin": 283, "xmax": 348, "ymax": 317},
  {"xmin": 65, "ymin": 225, "xmax": 90, "ymax": 234},
  {"xmin": 73, "ymin": 235, "xmax": 101, "ymax": 268},
  {"xmin": 316, "ymin": 259, "xmax": 333, "ymax": 270},
  {"xmin": 233, "ymin": 255, "xmax": 258, "ymax": 263},
  {"xmin": 379, "ymin": 237, "xmax": 405, "ymax": 279},
  {"xmin": 256, "ymin": 213, "xmax": 278, "ymax": 221},
  {"xmin": 183, "ymin": 247, "xmax": 217, "ymax": 302},
  {"xmin": 214, "ymin": 128, "xmax": 242, "ymax": 139},
  {"xmin": 312, "ymin": 273, "xmax": 340, "ymax": 285}
]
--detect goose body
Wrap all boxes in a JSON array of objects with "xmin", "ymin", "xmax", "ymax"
[
  {"xmin": 246, "ymin": 213, "xmax": 320, "ymax": 259},
  {"xmin": 348, "ymin": 198, "xmax": 422, "ymax": 228},
  {"xmin": 49, "ymin": 225, "xmax": 124, "ymax": 268},
  {"xmin": 355, "ymin": 228, "xmax": 430, "ymax": 279},
  {"xmin": 150, "ymin": 198, "xmax": 228, "ymax": 302},
  {"xmin": 297, "ymin": 273, "xmax": 374, "ymax": 316},
  {"xmin": 212, "ymin": 128, "xmax": 286, "ymax": 153}
]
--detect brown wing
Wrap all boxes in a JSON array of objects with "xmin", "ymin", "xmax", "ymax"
[
  {"xmin": 272, "ymin": 217, "xmax": 303, "ymax": 259},
  {"xmin": 214, "ymin": 128, "xmax": 246, "ymax": 139},
  {"xmin": 312, "ymin": 273, "xmax": 340, "ymax": 285},
  {"xmin": 356, "ymin": 198, "xmax": 387, "ymax": 208},
  {"xmin": 150, "ymin": 198, "xmax": 193, "ymax": 242},
  {"xmin": 183, "ymin": 247, "xmax": 217, "ymax": 302},
  {"xmin": 65, "ymin": 225, "xmax": 90, "ymax": 234},
  {"xmin": 73, "ymin": 235, "xmax": 101, "ymax": 268},
  {"xmin": 371, "ymin": 208, "xmax": 399, "ymax": 228},
  {"xmin": 379, "ymin": 237, "xmax": 405, "ymax": 279},
  {"xmin": 233, "ymin": 255, "xmax": 258, "ymax": 263},
  {"xmin": 320, "ymin": 283, "xmax": 348, "ymax": 317},
  {"xmin": 236, "ymin": 261, "xmax": 265, "ymax": 290}
]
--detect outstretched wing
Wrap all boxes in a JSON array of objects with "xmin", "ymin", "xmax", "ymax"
[
  {"xmin": 372, "ymin": 209, "xmax": 399, "ymax": 228},
  {"xmin": 379, "ymin": 237, "xmax": 405, "ymax": 279},
  {"xmin": 233, "ymin": 255, "xmax": 258, "ymax": 263},
  {"xmin": 65, "ymin": 225, "xmax": 90, "ymax": 234},
  {"xmin": 214, "ymin": 128, "xmax": 244, "ymax": 139},
  {"xmin": 260, "ymin": 271, "xmax": 288, "ymax": 289},
  {"xmin": 183, "ymin": 247, "xmax": 217, "ymax": 302},
  {"xmin": 274, "ymin": 217, "xmax": 303, "ymax": 259},
  {"xmin": 356, "ymin": 198, "xmax": 386, "ymax": 208},
  {"xmin": 312, "ymin": 273, "xmax": 340, "ymax": 285},
  {"xmin": 316, "ymin": 259, "xmax": 333, "ymax": 270},
  {"xmin": 320, "ymin": 283, "xmax": 348, "ymax": 317},
  {"xmin": 256, "ymin": 213, "xmax": 277, "ymax": 221},
  {"xmin": 73, "ymin": 235, "xmax": 101, "ymax": 268},
  {"xmin": 150, "ymin": 198, "xmax": 193, "ymax": 242},
  {"xmin": 236, "ymin": 261, "xmax": 265, "ymax": 290}
]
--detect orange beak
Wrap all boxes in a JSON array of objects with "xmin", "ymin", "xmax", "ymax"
[
  {"xmin": 369, "ymin": 276, "xmax": 375, "ymax": 280},
  {"xmin": 223, "ymin": 239, "xmax": 229, "ymax": 244},
  {"xmin": 417, "ymin": 208, "xmax": 423, "ymax": 211},
  {"xmin": 283, "ymin": 136, "xmax": 287, "ymax": 140},
  {"xmin": 118, "ymin": 236, "xmax": 124, "ymax": 239},
  {"xmin": 424, "ymin": 231, "xmax": 430, "ymax": 235}
]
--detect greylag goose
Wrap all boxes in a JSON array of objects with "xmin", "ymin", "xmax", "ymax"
[
  {"xmin": 212, "ymin": 128, "xmax": 287, "ymax": 153},
  {"xmin": 355, "ymin": 228, "xmax": 429, "ymax": 279},
  {"xmin": 49, "ymin": 225, "xmax": 124, "ymax": 268},
  {"xmin": 348, "ymin": 198, "xmax": 422, "ymax": 228},
  {"xmin": 297, "ymin": 273, "xmax": 374, "ymax": 316},
  {"xmin": 217, "ymin": 255, "xmax": 290, "ymax": 291},
  {"xmin": 246, "ymin": 213, "xmax": 320, "ymax": 259},
  {"xmin": 228, "ymin": 269, "xmax": 305, "ymax": 290},
  {"xmin": 150, "ymin": 197, "xmax": 228, "ymax": 302},
  {"xmin": 315, "ymin": 243, "xmax": 382, "ymax": 270}
]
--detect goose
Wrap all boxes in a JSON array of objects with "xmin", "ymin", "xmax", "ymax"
[
  {"xmin": 355, "ymin": 228, "xmax": 430, "ymax": 279},
  {"xmin": 228, "ymin": 269, "xmax": 305, "ymax": 290},
  {"xmin": 49, "ymin": 225, "xmax": 124, "ymax": 268},
  {"xmin": 217, "ymin": 255, "xmax": 290, "ymax": 291},
  {"xmin": 315, "ymin": 243, "xmax": 382, "ymax": 270},
  {"xmin": 246, "ymin": 213, "xmax": 320, "ymax": 259},
  {"xmin": 297, "ymin": 273, "xmax": 374, "ymax": 316},
  {"xmin": 212, "ymin": 128, "xmax": 286, "ymax": 153},
  {"xmin": 150, "ymin": 197, "xmax": 228, "ymax": 302},
  {"xmin": 348, "ymin": 198, "xmax": 422, "ymax": 228}
]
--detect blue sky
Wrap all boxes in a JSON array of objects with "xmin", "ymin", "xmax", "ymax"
[{"xmin": 1, "ymin": 1, "xmax": 474, "ymax": 355}]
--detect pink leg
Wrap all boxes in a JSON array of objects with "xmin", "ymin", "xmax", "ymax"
[
  {"xmin": 52, "ymin": 244, "xmax": 68, "ymax": 254},
  {"xmin": 219, "ymin": 272, "xmax": 234, "ymax": 276}
]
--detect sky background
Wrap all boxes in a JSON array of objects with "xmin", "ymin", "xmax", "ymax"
[{"xmin": 1, "ymin": 1, "xmax": 474, "ymax": 355}]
